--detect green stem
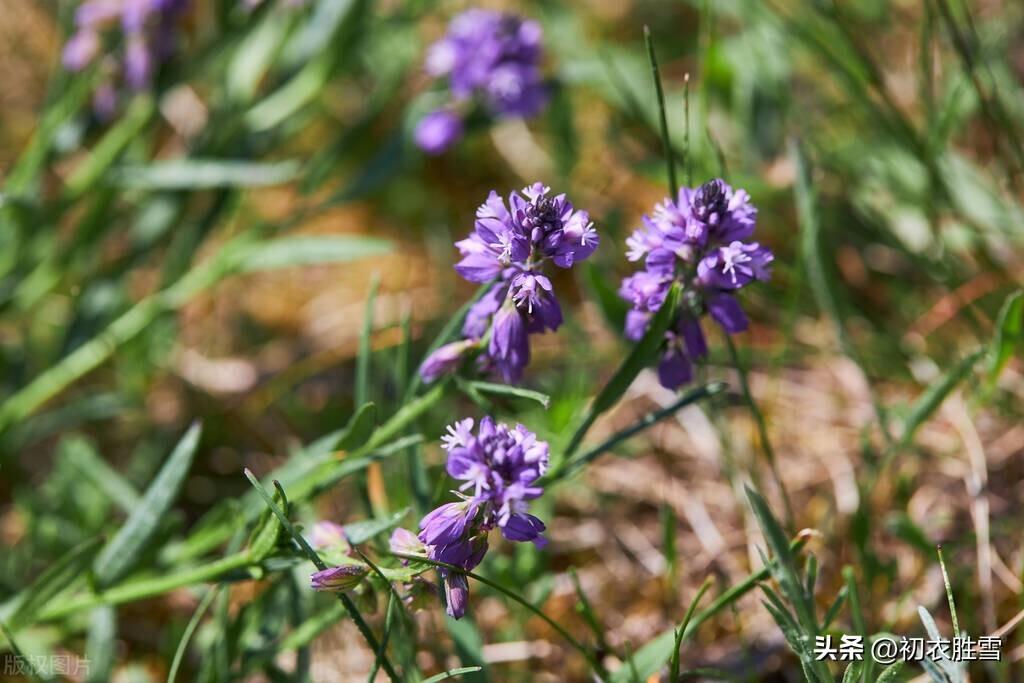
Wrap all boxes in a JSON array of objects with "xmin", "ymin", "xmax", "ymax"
[
  {"xmin": 548, "ymin": 382, "xmax": 726, "ymax": 483},
  {"xmin": 683, "ymin": 534, "xmax": 810, "ymax": 640},
  {"xmin": 644, "ymin": 26, "xmax": 677, "ymax": 197},
  {"xmin": 38, "ymin": 552, "xmax": 252, "ymax": 621},
  {"xmin": 392, "ymin": 553, "xmax": 606, "ymax": 681},
  {"xmin": 245, "ymin": 474, "xmax": 401, "ymax": 683},
  {"xmin": 723, "ymin": 333, "xmax": 794, "ymax": 531},
  {"xmin": 167, "ymin": 586, "xmax": 220, "ymax": 683}
]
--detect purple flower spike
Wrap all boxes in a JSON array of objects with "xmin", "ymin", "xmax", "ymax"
[
  {"xmin": 406, "ymin": 417, "xmax": 551, "ymax": 619},
  {"xmin": 310, "ymin": 564, "xmax": 368, "ymax": 592},
  {"xmin": 415, "ymin": 109, "xmax": 464, "ymax": 155},
  {"xmin": 61, "ymin": 0, "xmax": 190, "ymax": 116},
  {"xmin": 423, "ymin": 183, "xmax": 597, "ymax": 385},
  {"xmin": 619, "ymin": 178, "xmax": 771, "ymax": 390},
  {"xmin": 423, "ymin": 9, "xmax": 547, "ymax": 117}
]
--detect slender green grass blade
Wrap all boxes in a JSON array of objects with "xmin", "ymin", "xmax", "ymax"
[
  {"xmin": 110, "ymin": 160, "xmax": 301, "ymax": 189},
  {"xmin": 456, "ymin": 379, "xmax": 550, "ymax": 409},
  {"xmin": 564, "ymin": 283, "xmax": 681, "ymax": 458},
  {"xmin": 356, "ymin": 275, "xmax": 380, "ymax": 408},
  {"xmin": 2, "ymin": 537, "xmax": 103, "ymax": 631},
  {"xmin": 422, "ymin": 667, "xmax": 484, "ymax": 683},
  {"xmin": 896, "ymin": 348, "xmax": 983, "ymax": 452},
  {"xmin": 93, "ymin": 423, "xmax": 202, "ymax": 587},
  {"xmin": 167, "ymin": 587, "xmax": 219, "ymax": 683},
  {"xmin": 987, "ymin": 290, "xmax": 1023, "ymax": 385},
  {"xmin": 85, "ymin": 606, "xmax": 116, "ymax": 683}
]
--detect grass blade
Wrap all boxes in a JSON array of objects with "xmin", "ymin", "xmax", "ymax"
[
  {"xmin": 422, "ymin": 667, "xmax": 484, "ymax": 683},
  {"xmin": 93, "ymin": 423, "xmax": 202, "ymax": 587},
  {"xmin": 167, "ymin": 587, "xmax": 219, "ymax": 683},
  {"xmin": 2, "ymin": 537, "xmax": 103, "ymax": 631},
  {"xmin": 643, "ymin": 25, "xmax": 677, "ymax": 196},
  {"xmin": 563, "ymin": 282, "xmax": 681, "ymax": 458},
  {"xmin": 987, "ymin": 289, "xmax": 1023, "ymax": 386},
  {"xmin": 456, "ymin": 379, "xmax": 551, "ymax": 409}
]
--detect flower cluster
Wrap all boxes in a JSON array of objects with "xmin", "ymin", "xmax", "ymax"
[
  {"xmin": 415, "ymin": 9, "xmax": 547, "ymax": 154},
  {"xmin": 420, "ymin": 183, "xmax": 598, "ymax": 384},
  {"xmin": 620, "ymin": 178, "xmax": 773, "ymax": 389},
  {"xmin": 62, "ymin": 0, "xmax": 190, "ymax": 116},
  {"xmin": 391, "ymin": 417, "xmax": 550, "ymax": 619}
]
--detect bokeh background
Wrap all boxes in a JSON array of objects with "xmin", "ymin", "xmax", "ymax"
[{"xmin": 1, "ymin": 0, "xmax": 1024, "ymax": 680}]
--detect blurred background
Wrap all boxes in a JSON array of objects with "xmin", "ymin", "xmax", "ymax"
[{"xmin": 1, "ymin": 0, "xmax": 1024, "ymax": 680}]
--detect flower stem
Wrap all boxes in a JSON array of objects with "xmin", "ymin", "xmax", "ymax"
[
  {"xmin": 644, "ymin": 26, "xmax": 677, "ymax": 197},
  {"xmin": 245, "ymin": 473, "xmax": 401, "ymax": 683},
  {"xmin": 723, "ymin": 333, "xmax": 794, "ymax": 530},
  {"xmin": 391, "ymin": 553, "xmax": 607, "ymax": 681}
]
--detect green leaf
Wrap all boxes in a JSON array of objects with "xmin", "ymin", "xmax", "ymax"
[
  {"xmin": 238, "ymin": 236, "xmax": 392, "ymax": 272},
  {"xmin": 987, "ymin": 289, "xmax": 1023, "ymax": 385},
  {"xmin": 110, "ymin": 159, "xmax": 301, "ymax": 189},
  {"xmin": 747, "ymin": 487, "xmax": 830, "ymax": 682},
  {"xmin": 612, "ymin": 533, "xmax": 812, "ymax": 682},
  {"xmin": 247, "ymin": 487, "xmax": 288, "ymax": 563},
  {"xmin": 582, "ymin": 262, "xmax": 628, "ymax": 334},
  {"xmin": 63, "ymin": 435, "xmax": 141, "ymax": 513},
  {"xmin": 876, "ymin": 661, "xmax": 905, "ymax": 682},
  {"xmin": 336, "ymin": 402, "xmax": 378, "ymax": 452},
  {"xmin": 85, "ymin": 607, "xmax": 116, "ymax": 683},
  {"xmin": 168, "ymin": 587, "xmax": 219, "ymax": 683},
  {"xmin": 356, "ymin": 275, "xmax": 380, "ymax": 408},
  {"xmin": 446, "ymin": 618, "xmax": 489, "ymax": 683},
  {"xmin": 842, "ymin": 662, "xmax": 863, "ymax": 683},
  {"xmin": 456, "ymin": 379, "xmax": 551, "ymax": 409},
  {"xmin": 897, "ymin": 348, "xmax": 983, "ymax": 451},
  {"xmin": 343, "ymin": 508, "xmax": 409, "ymax": 545},
  {"xmin": 228, "ymin": 9, "xmax": 290, "ymax": 103},
  {"xmin": 564, "ymin": 282, "xmax": 681, "ymax": 458},
  {"xmin": 422, "ymin": 667, "xmax": 484, "ymax": 683},
  {"xmin": 93, "ymin": 423, "xmax": 202, "ymax": 587},
  {"xmin": 2, "ymin": 537, "xmax": 103, "ymax": 631}
]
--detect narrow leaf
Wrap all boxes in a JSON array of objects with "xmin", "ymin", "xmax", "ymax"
[
  {"xmin": 565, "ymin": 283, "xmax": 681, "ymax": 457},
  {"xmin": 422, "ymin": 667, "xmax": 484, "ymax": 683},
  {"xmin": 94, "ymin": 423, "xmax": 202, "ymax": 586},
  {"xmin": 457, "ymin": 379, "xmax": 551, "ymax": 409},
  {"xmin": 987, "ymin": 289, "xmax": 1023, "ymax": 384},
  {"xmin": 897, "ymin": 349, "xmax": 983, "ymax": 451}
]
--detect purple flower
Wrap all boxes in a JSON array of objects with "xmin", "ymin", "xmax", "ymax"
[
  {"xmin": 389, "ymin": 527, "xmax": 426, "ymax": 559},
  {"xmin": 415, "ymin": 109, "xmax": 464, "ymax": 155},
  {"xmin": 419, "ymin": 339, "xmax": 478, "ymax": 384},
  {"xmin": 444, "ymin": 573, "xmax": 470, "ymax": 619},
  {"xmin": 404, "ymin": 417, "xmax": 551, "ymax": 619},
  {"xmin": 620, "ymin": 178, "xmax": 772, "ymax": 390},
  {"xmin": 697, "ymin": 241, "xmax": 773, "ymax": 290},
  {"xmin": 61, "ymin": 0, "xmax": 189, "ymax": 115},
  {"xmin": 416, "ymin": 9, "xmax": 547, "ymax": 153},
  {"xmin": 310, "ymin": 521, "xmax": 347, "ymax": 549},
  {"xmin": 310, "ymin": 564, "xmax": 368, "ymax": 592},
  {"xmin": 419, "ymin": 500, "xmax": 478, "ymax": 547},
  {"xmin": 421, "ymin": 183, "xmax": 598, "ymax": 385}
]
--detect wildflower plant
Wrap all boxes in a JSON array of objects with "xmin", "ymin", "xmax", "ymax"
[
  {"xmin": 385, "ymin": 416, "xmax": 550, "ymax": 619},
  {"xmin": 420, "ymin": 182, "xmax": 598, "ymax": 384},
  {"xmin": 62, "ymin": 0, "xmax": 190, "ymax": 115},
  {"xmin": 415, "ymin": 9, "xmax": 548, "ymax": 154},
  {"xmin": 620, "ymin": 178, "xmax": 773, "ymax": 390}
]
